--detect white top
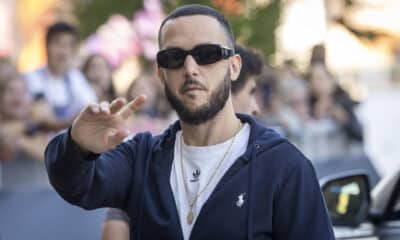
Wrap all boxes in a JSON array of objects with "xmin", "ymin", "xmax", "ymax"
[
  {"xmin": 170, "ymin": 123, "xmax": 250, "ymax": 240},
  {"xmin": 24, "ymin": 66, "xmax": 97, "ymax": 119}
]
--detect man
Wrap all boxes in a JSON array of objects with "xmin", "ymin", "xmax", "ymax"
[
  {"xmin": 24, "ymin": 22, "xmax": 97, "ymax": 130},
  {"xmin": 46, "ymin": 4, "xmax": 335, "ymax": 240},
  {"xmin": 100, "ymin": 44, "xmax": 264, "ymax": 240},
  {"xmin": 232, "ymin": 44, "xmax": 262, "ymax": 116}
]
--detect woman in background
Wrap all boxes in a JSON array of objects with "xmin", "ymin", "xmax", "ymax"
[
  {"xmin": 0, "ymin": 69, "xmax": 53, "ymax": 189},
  {"xmin": 82, "ymin": 54, "xmax": 117, "ymax": 102},
  {"xmin": 303, "ymin": 63, "xmax": 364, "ymax": 161}
]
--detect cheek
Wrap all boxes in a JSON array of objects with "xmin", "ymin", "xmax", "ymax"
[
  {"xmin": 249, "ymin": 96, "xmax": 258, "ymax": 106},
  {"xmin": 233, "ymin": 93, "xmax": 247, "ymax": 109},
  {"xmin": 164, "ymin": 72, "xmax": 183, "ymax": 90}
]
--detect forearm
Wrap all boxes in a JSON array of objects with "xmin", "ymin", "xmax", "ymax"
[
  {"xmin": 102, "ymin": 208, "xmax": 130, "ymax": 240},
  {"xmin": 101, "ymin": 220, "xmax": 130, "ymax": 240},
  {"xmin": 45, "ymin": 129, "xmax": 136, "ymax": 210},
  {"xmin": 45, "ymin": 130, "xmax": 101, "ymax": 208}
]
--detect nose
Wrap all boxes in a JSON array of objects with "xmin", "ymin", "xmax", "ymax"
[
  {"xmin": 251, "ymin": 99, "xmax": 260, "ymax": 116},
  {"xmin": 183, "ymin": 55, "xmax": 200, "ymax": 77}
]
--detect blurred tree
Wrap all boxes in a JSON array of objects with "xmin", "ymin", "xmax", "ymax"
[
  {"xmin": 71, "ymin": 0, "xmax": 143, "ymax": 39},
  {"xmin": 164, "ymin": 0, "xmax": 281, "ymax": 62},
  {"xmin": 73, "ymin": 0, "xmax": 281, "ymax": 62}
]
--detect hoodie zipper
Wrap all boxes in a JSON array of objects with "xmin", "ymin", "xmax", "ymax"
[{"xmin": 247, "ymin": 143, "xmax": 260, "ymax": 240}]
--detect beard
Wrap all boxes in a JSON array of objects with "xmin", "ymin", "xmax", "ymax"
[{"xmin": 164, "ymin": 70, "xmax": 231, "ymax": 125}]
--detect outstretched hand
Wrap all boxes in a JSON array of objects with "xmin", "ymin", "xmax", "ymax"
[{"xmin": 71, "ymin": 95, "xmax": 146, "ymax": 154}]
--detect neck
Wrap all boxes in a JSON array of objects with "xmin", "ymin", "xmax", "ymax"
[
  {"xmin": 47, "ymin": 65, "xmax": 66, "ymax": 77},
  {"xmin": 180, "ymin": 97, "xmax": 241, "ymax": 146}
]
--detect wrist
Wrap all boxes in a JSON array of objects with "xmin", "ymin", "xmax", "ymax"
[{"xmin": 69, "ymin": 127, "xmax": 90, "ymax": 156}]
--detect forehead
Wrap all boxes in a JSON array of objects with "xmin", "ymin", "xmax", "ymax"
[
  {"xmin": 160, "ymin": 15, "xmax": 229, "ymax": 49},
  {"xmin": 49, "ymin": 32, "xmax": 76, "ymax": 44}
]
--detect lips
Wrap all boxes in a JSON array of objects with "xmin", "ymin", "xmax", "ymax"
[{"xmin": 182, "ymin": 84, "xmax": 206, "ymax": 93}]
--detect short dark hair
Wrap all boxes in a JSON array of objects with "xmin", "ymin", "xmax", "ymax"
[
  {"xmin": 231, "ymin": 44, "xmax": 263, "ymax": 94},
  {"xmin": 158, "ymin": 4, "xmax": 235, "ymax": 49},
  {"xmin": 46, "ymin": 21, "xmax": 78, "ymax": 46}
]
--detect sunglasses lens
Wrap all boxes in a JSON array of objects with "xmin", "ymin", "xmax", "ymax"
[
  {"xmin": 193, "ymin": 45, "xmax": 222, "ymax": 65},
  {"xmin": 157, "ymin": 44, "xmax": 231, "ymax": 69},
  {"xmin": 157, "ymin": 48, "xmax": 186, "ymax": 69}
]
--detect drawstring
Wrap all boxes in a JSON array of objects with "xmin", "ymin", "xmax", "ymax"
[{"xmin": 247, "ymin": 143, "xmax": 258, "ymax": 240}]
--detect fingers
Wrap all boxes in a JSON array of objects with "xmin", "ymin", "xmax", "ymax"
[
  {"xmin": 99, "ymin": 101, "xmax": 110, "ymax": 114},
  {"xmin": 84, "ymin": 100, "xmax": 116, "ymax": 115},
  {"xmin": 84, "ymin": 103, "xmax": 100, "ymax": 114},
  {"xmin": 110, "ymin": 98, "xmax": 127, "ymax": 114},
  {"xmin": 119, "ymin": 95, "xmax": 147, "ymax": 119},
  {"xmin": 83, "ymin": 95, "xmax": 146, "ymax": 119}
]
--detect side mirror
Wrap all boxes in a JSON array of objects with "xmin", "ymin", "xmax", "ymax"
[{"xmin": 320, "ymin": 172, "xmax": 371, "ymax": 227}]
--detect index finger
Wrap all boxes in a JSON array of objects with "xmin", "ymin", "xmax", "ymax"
[{"xmin": 118, "ymin": 95, "xmax": 147, "ymax": 119}]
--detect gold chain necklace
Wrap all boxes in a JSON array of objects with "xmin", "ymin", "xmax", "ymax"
[{"xmin": 180, "ymin": 121, "xmax": 242, "ymax": 225}]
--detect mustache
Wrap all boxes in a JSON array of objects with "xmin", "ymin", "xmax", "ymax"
[{"xmin": 180, "ymin": 78, "xmax": 207, "ymax": 93}]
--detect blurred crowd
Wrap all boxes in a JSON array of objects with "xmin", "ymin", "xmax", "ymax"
[{"xmin": 0, "ymin": 21, "xmax": 368, "ymax": 191}]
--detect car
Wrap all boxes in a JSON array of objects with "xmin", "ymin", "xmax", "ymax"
[{"xmin": 320, "ymin": 169, "xmax": 400, "ymax": 240}]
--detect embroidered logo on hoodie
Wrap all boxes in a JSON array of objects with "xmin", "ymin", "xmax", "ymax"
[{"xmin": 236, "ymin": 193, "xmax": 246, "ymax": 207}]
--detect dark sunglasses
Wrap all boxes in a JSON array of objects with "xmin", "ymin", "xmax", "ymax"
[{"xmin": 157, "ymin": 44, "xmax": 234, "ymax": 69}]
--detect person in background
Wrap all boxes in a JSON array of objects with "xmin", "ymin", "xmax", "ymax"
[
  {"xmin": 0, "ymin": 70, "xmax": 53, "ymax": 189},
  {"xmin": 257, "ymin": 68, "xmax": 292, "ymax": 136},
  {"xmin": 24, "ymin": 21, "xmax": 97, "ymax": 131},
  {"xmin": 279, "ymin": 78, "xmax": 311, "ymax": 144},
  {"xmin": 303, "ymin": 63, "xmax": 363, "ymax": 161},
  {"xmin": 100, "ymin": 44, "xmax": 264, "ymax": 240},
  {"xmin": 82, "ymin": 54, "xmax": 117, "ymax": 102},
  {"xmin": 231, "ymin": 44, "xmax": 263, "ymax": 116}
]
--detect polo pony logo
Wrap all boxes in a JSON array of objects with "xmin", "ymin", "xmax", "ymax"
[{"xmin": 236, "ymin": 193, "xmax": 246, "ymax": 207}]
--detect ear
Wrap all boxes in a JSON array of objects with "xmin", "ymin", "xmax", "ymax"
[
  {"xmin": 157, "ymin": 65, "xmax": 166, "ymax": 85},
  {"xmin": 229, "ymin": 54, "xmax": 242, "ymax": 81}
]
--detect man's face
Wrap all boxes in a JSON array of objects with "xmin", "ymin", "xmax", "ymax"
[
  {"xmin": 232, "ymin": 77, "xmax": 260, "ymax": 116},
  {"xmin": 47, "ymin": 33, "xmax": 76, "ymax": 74},
  {"xmin": 158, "ymin": 15, "xmax": 240, "ymax": 125}
]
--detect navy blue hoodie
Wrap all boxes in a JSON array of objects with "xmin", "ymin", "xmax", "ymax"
[{"xmin": 45, "ymin": 114, "xmax": 335, "ymax": 240}]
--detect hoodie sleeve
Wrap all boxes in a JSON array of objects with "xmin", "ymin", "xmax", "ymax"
[
  {"xmin": 45, "ymin": 129, "xmax": 144, "ymax": 210},
  {"xmin": 272, "ymin": 146, "xmax": 335, "ymax": 240}
]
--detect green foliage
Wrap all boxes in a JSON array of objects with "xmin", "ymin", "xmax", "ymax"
[
  {"xmin": 72, "ymin": 0, "xmax": 143, "ymax": 39},
  {"xmin": 232, "ymin": 0, "xmax": 280, "ymax": 62},
  {"xmin": 73, "ymin": 0, "xmax": 281, "ymax": 62},
  {"xmin": 163, "ymin": 0, "xmax": 281, "ymax": 62}
]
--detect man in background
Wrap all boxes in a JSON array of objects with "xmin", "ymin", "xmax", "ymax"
[
  {"xmin": 24, "ymin": 22, "xmax": 97, "ymax": 131},
  {"xmin": 231, "ymin": 44, "xmax": 263, "ymax": 116}
]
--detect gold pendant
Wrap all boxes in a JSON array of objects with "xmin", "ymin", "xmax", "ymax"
[{"xmin": 187, "ymin": 209, "xmax": 194, "ymax": 225}]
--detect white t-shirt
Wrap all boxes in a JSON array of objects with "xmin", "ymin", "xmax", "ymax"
[
  {"xmin": 24, "ymin": 67, "xmax": 97, "ymax": 119},
  {"xmin": 170, "ymin": 123, "xmax": 250, "ymax": 240}
]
